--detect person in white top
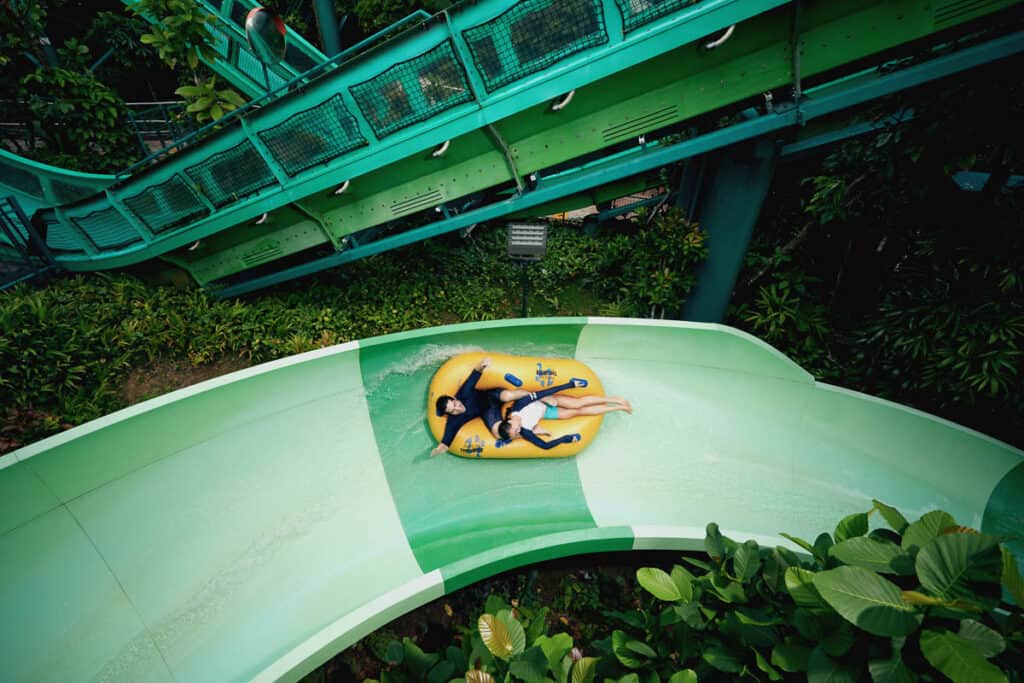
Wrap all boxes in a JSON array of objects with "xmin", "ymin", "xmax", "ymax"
[{"xmin": 486, "ymin": 378, "xmax": 632, "ymax": 450}]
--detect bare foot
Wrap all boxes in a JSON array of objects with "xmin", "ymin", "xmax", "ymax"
[{"xmin": 611, "ymin": 397, "xmax": 633, "ymax": 414}]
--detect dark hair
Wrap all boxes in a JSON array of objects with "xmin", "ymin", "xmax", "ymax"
[
  {"xmin": 435, "ymin": 395, "xmax": 454, "ymax": 416},
  {"xmin": 497, "ymin": 419, "xmax": 512, "ymax": 441}
]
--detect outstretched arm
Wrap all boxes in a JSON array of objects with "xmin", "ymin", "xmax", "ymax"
[{"xmin": 519, "ymin": 429, "xmax": 580, "ymax": 450}]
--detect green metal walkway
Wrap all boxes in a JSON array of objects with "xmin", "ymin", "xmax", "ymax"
[
  {"xmin": 2, "ymin": 319, "xmax": 1020, "ymax": 682},
  {"xmin": 1, "ymin": 0, "xmax": 1021, "ymax": 294}
]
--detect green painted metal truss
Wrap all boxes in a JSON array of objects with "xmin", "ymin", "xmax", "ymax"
[{"xmin": 1, "ymin": 0, "xmax": 1021, "ymax": 293}]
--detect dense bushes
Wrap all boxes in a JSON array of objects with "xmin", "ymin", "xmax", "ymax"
[
  {"xmin": 0, "ymin": 217, "xmax": 706, "ymax": 452},
  {"xmin": 325, "ymin": 502, "xmax": 1023, "ymax": 682}
]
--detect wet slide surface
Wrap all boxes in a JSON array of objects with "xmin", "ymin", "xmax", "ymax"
[{"xmin": 1, "ymin": 319, "xmax": 1020, "ymax": 682}]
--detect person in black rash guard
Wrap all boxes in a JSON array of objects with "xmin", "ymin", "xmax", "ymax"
[
  {"xmin": 430, "ymin": 357, "xmax": 536, "ymax": 457},
  {"xmin": 488, "ymin": 379, "xmax": 632, "ymax": 450}
]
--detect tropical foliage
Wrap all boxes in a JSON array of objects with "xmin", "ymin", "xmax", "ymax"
[{"xmin": 330, "ymin": 502, "xmax": 1023, "ymax": 682}]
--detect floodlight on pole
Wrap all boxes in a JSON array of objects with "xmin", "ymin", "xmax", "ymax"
[{"xmin": 507, "ymin": 222, "xmax": 548, "ymax": 317}]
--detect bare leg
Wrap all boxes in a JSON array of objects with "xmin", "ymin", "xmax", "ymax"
[
  {"xmin": 555, "ymin": 404, "xmax": 631, "ymax": 419},
  {"xmin": 557, "ymin": 393, "xmax": 626, "ymax": 413}
]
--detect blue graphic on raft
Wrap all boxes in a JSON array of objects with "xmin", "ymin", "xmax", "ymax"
[
  {"xmin": 461, "ymin": 434, "xmax": 485, "ymax": 458},
  {"xmin": 535, "ymin": 363, "xmax": 556, "ymax": 387}
]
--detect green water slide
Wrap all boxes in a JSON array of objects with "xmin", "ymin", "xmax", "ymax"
[
  {"xmin": 2, "ymin": 0, "xmax": 1022, "ymax": 294},
  {"xmin": 2, "ymin": 318, "xmax": 1020, "ymax": 682}
]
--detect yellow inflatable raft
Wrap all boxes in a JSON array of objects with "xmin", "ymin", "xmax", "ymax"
[{"xmin": 427, "ymin": 352, "xmax": 605, "ymax": 459}]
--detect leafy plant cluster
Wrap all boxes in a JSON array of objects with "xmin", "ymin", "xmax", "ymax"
[
  {"xmin": 0, "ymin": 0, "xmax": 141, "ymax": 172},
  {"xmin": 0, "ymin": 219, "xmax": 707, "ymax": 453},
  {"xmin": 330, "ymin": 501, "xmax": 1022, "ymax": 683},
  {"xmin": 626, "ymin": 501, "xmax": 1023, "ymax": 682},
  {"xmin": 728, "ymin": 63, "xmax": 1024, "ymax": 445},
  {"xmin": 127, "ymin": 0, "xmax": 247, "ymax": 124}
]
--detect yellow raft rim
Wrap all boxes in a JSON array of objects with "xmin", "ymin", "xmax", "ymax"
[{"xmin": 427, "ymin": 352, "xmax": 605, "ymax": 459}]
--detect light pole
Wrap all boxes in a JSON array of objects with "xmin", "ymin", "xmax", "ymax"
[{"xmin": 506, "ymin": 222, "xmax": 548, "ymax": 318}]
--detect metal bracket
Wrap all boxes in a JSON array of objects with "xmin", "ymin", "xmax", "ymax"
[
  {"xmin": 705, "ymin": 25, "xmax": 735, "ymax": 50},
  {"xmin": 552, "ymin": 90, "xmax": 576, "ymax": 111}
]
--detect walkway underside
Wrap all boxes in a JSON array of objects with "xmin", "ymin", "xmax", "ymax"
[{"xmin": 1, "ymin": 319, "xmax": 1020, "ymax": 682}]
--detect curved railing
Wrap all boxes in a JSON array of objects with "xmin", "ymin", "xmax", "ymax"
[
  {"xmin": 1, "ymin": 318, "xmax": 1020, "ymax": 682},
  {"xmin": 1, "ymin": 0, "xmax": 1019, "ymax": 288}
]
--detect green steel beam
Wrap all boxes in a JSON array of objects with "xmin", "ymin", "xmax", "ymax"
[{"xmin": 212, "ymin": 29, "xmax": 1024, "ymax": 297}]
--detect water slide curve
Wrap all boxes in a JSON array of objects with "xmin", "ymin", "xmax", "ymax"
[{"xmin": 2, "ymin": 318, "xmax": 1021, "ymax": 682}]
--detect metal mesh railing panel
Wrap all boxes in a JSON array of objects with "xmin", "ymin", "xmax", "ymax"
[
  {"xmin": 122, "ymin": 175, "xmax": 208, "ymax": 234},
  {"xmin": 0, "ymin": 159, "xmax": 44, "ymax": 200},
  {"xmin": 71, "ymin": 206, "xmax": 141, "ymax": 250},
  {"xmin": 209, "ymin": 24, "xmax": 231, "ymax": 57},
  {"xmin": 463, "ymin": 0, "xmax": 607, "ymax": 93},
  {"xmin": 184, "ymin": 141, "xmax": 277, "ymax": 207},
  {"xmin": 259, "ymin": 95, "xmax": 368, "ymax": 176},
  {"xmin": 350, "ymin": 41, "xmax": 472, "ymax": 138},
  {"xmin": 45, "ymin": 219, "xmax": 87, "ymax": 253},
  {"xmin": 614, "ymin": 0, "xmax": 695, "ymax": 33},
  {"xmin": 235, "ymin": 43, "xmax": 266, "ymax": 83}
]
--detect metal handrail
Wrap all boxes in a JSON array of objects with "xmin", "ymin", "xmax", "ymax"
[{"xmin": 117, "ymin": 10, "xmax": 435, "ymax": 180}]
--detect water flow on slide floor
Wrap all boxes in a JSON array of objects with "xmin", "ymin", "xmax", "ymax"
[{"xmin": 1, "ymin": 318, "xmax": 1021, "ymax": 683}]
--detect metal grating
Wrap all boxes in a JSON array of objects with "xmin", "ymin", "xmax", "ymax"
[
  {"xmin": 258, "ymin": 95, "xmax": 368, "ymax": 176},
  {"xmin": 350, "ymin": 41, "xmax": 472, "ymax": 138},
  {"xmin": 184, "ymin": 140, "xmax": 277, "ymax": 207},
  {"xmin": 122, "ymin": 175, "xmax": 208, "ymax": 234},
  {"xmin": 236, "ymin": 43, "xmax": 266, "ymax": 83},
  {"xmin": 209, "ymin": 24, "xmax": 231, "ymax": 57},
  {"xmin": 0, "ymin": 159, "xmax": 44, "ymax": 200},
  {"xmin": 614, "ymin": 0, "xmax": 698, "ymax": 33},
  {"xmin": 934, "ymin": 0, "xmax": 1003, "ymax": 26},
  {"xmin": 601, "ymin": 105, "xmax": 680, "ymax": 142},
  {"xmin": 463, "ymin": 0, "xmax": 608, "ymax": 93},
  {"xmin": 44, "ymin": 217, "xmax": 88, "ymax": 253},
  {"xmin": 71, "ymin": 206, "xmax": 141, "ymax": 250},
  {"xmin": 391, "ymin": 189, "xmax": 443, "ymax": 216}
]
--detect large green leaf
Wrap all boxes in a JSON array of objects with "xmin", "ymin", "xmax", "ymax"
[
  {"xmin": 637, "ymin": 567, "xmax": 682, "ymax": 602},
  {"xmin": 872, "ymin": 500, "xmax": 909, "ymax": 534},
  {"xmin": 867, "ymin": 652, "xmax": 914, "ymax": 683},
  {"xmin": 510, "ymin": 646, "xmax": 549, "ymax": 683},
  {"xmin": 526, "ymin": 607, "xmax": 550, "ymax": 646},
  {"xmin": 901, "ymin": 510, "xmax": 955, "ymax": 553},
  {"xmin": 709, "ymin": 571, "xmax": 746, "ymax": 604},
  {"xmin": 705, "ymin": 523, "xmax": 727, "ymax": 562},
  {"xmin": 958, "ymin": 619, "xmax": 1005, "ymax": 658},
  {"xmin": 780, "ymin": 532, "xmax": 817, "ymax": 557},
  {"xmin": 785, "ymin": 567, "xmax": 829, "ymax": 609},
  {"xmin": 1001, "ymin": 546, "xmax": 1024, "ymax": 607},
  {"xmin": 570, "ymin": 657, "xmax": 598, "ymax": 683},
  {"xmin": 498, "ymin": 610, "xmax": 527, "ymax": 657},
  {"xmin": 428, "ymin": 659, "xmax": 455, "ymax": 683},
  {"xmin": 734, "ymin": 540, "xmax": 762, "ymax": 582},
  {"xmin": 752, "ymin": 648, "xmax": 782, "ymax": 681},
  {"xmin": 829, "ymin": 537, "xmax": 915, "ymax": 575},
  {"xmin": 612, "ymin": 630, "xmax": 646, "ymax": 669},
  {"xmin": 834, "ymin": 513, "xmax": 869, "ymax": 542},
  {"xmin": 919, "ymin": 629, "xmax": 1008, "ymax": 683},
  {"xmin": 670, "ymin": 566, "xmax": 694, "ymax": 602},
  {"xmin": 404, "ymin": 637, "xmax": 441, "ymax": 677},
  {"xmin": 915, "ymin": 532, "xmax": 1002, "ymax": 607},
  {"xmin": 534, "ymin": 633, "xmax": 573, "ymax": 679},
  {"xmin": 771, "ymin": 643, "xmax": 810, "ymax": 672},
  {"xmin": 807, "ymin": 647, "xmax": 856, "ymax": 683},
  {"xmin": 666, "ymin": 671, "xmax": 697, "ymax": 683},
  {"xmin": 820, "ymin": 620, "xmax": 854, "ymax": 657},
  {"xmin": 701, "ymin": 643, "xmax": 743, "ymax": 673},
  {"xmin": 812, "ymin": 566, "xmax": 922, "ymax": 637},
  {"xmin": 385, "ymin": 640, "xmax": 404, "ymax": 665}
]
